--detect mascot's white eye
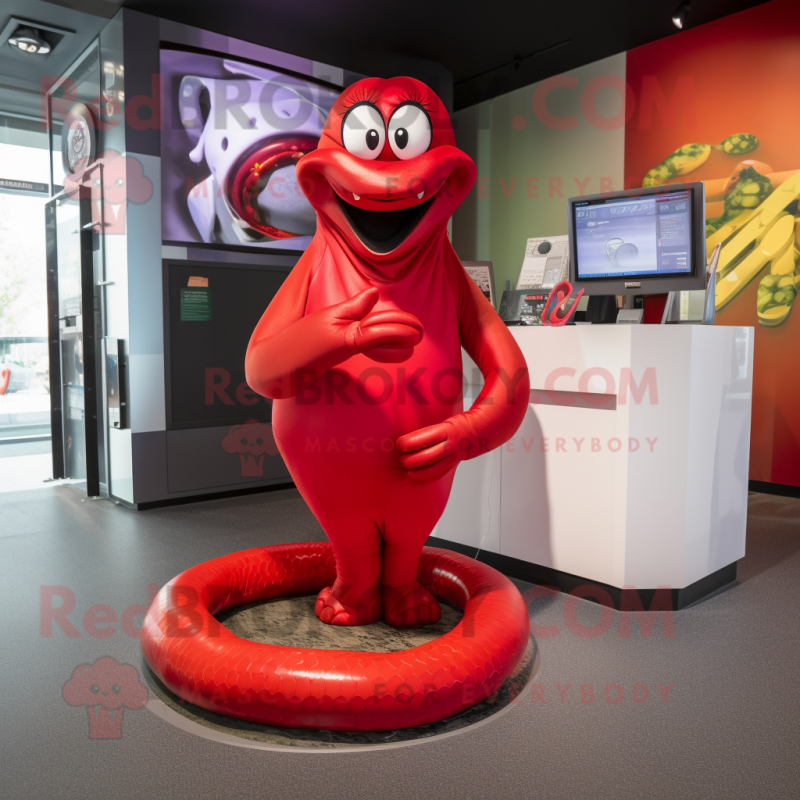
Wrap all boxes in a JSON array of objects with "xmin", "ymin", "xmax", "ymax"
[
  {"xmin": 388, "ymin": 104, "xmax": 432, "ymax": 160},
  {"xmin": 342, "ymin": 103, "xmax": 385, "ymax": 160}
]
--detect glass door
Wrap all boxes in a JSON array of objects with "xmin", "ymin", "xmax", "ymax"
[
  {"xmin": 45, "ymin": 184, "xmax": 105, "ymax": 496},
  {"xmin": 0, "ymin": 127, "xmax": 53, "ymax": 493}
]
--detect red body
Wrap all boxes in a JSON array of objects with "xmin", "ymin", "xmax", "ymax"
[{"xmin": 246, "ymin": 78, "xmax": 530, "ymax": 628}]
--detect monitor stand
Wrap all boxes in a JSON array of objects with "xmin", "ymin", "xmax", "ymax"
[{"xmin": 585, "ymin": 295, "xmax": 619, "ymax": 324}]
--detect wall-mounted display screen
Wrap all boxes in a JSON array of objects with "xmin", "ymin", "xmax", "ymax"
[
  {"xmin": 573, "ymin": 189, "xmax": 693, "ymax": 279},
  {"xmin": 160, "ymin": 48, "xmax": 340, "ymax": 251}
]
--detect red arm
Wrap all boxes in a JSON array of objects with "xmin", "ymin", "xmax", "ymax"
[
  {"xmin": 245, "ymin": 240, "xmax": 424, "ymax": 399},
  {"xmin": 397, "ymin": 250, "xmax": 530, "ymax": 480}
]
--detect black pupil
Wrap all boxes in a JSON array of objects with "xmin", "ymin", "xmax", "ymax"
[
  {"xmin": 394, "ymin": 128, "xmax": 408, "ymax": 149},
  {"xmin": 366, "ymin": 129, "xmax": 379, "ymax": 150}
]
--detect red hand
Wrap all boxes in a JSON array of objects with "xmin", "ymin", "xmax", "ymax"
[
  {"xmin": 246, "ymin": 287, "xmax": 423, "ymax": 397},
  {"xmin": 349, "ymin": 304, "xmax": 423, "ymax": 363},
  {"xmin": 396, "ymin": 414, "xmax": 478, "ymax": 482}
]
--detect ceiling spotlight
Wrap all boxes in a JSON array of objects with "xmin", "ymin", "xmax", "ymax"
[
  {"xmin": 672, "ymin": 3, "xmax": 691, "ymax": 29},
  {"xmin": 8, "ymin": 26, "xmax": 50, "ymax": 55}
]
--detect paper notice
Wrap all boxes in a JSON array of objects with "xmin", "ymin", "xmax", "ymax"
[{"xmin": 516, "ymin": 236, "xmax": 569, "ymax": 289}]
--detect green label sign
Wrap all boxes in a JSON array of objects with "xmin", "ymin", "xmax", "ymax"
[{"xmin": 180, "ymin": 287, "xmax": 212, "ymax": 321}]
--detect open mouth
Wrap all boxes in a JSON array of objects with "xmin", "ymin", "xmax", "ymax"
[{"xmin": 337, "ymin": 195, "xmax": 434, "ymax": 253}]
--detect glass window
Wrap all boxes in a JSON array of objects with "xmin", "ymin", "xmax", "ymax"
[{"xmin": 0, "ymin": 143, "xmax": 51, "ymax": 443}]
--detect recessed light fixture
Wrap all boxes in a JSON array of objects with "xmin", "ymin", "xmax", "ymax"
[
  {"xmin": 672, "ymin": 3, "xmax": 691, "ymax": 29},
  {"xmin": 1, "ymin": 18, "xmax": 73, "ymax": 58},
  {"xmin": 8, "ymin": 25, "xmax": 50, "ymax": 55}
]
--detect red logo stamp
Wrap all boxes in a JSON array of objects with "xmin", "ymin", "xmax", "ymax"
[
  {"xmin": 64, "ymin": 149, "xmax": 154, "ymax": 235},
  {"xmin": 62, "ymin": 656, "xmax": 148, "ymax": 739},
  {"xmin": 222, "ymin": 418, "xmax": 279, "ymax": 476}
]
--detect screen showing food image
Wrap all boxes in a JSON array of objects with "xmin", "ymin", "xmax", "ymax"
[
  {"xmin": 573, "ymin": 190, "xmax": 692, "ymax": 279},
  {"xmin": 160, "ymin": 49, "xmax": 340, "ymax": 251}
]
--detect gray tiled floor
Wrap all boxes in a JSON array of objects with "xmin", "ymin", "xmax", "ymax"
[{"xmin": 1, "ymin": 485, "xmax": 798, "ymax": 799}]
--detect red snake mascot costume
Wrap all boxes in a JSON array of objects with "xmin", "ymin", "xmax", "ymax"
[
  {"xmin": 246, "ymin": 77, "xmax": 530, "ymax": 628},
  {"xmin": 142, "ymin": 78, "xmax": 532, "ymax": 731}
]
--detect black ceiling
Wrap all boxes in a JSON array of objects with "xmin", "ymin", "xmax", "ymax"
[
  {"xmin": 0, "ymin": 0, "xmax": 772, "ymax": 118},
  {"xmin": 118, "ymin": 0, "xmax": 770, "ymax": 108}
]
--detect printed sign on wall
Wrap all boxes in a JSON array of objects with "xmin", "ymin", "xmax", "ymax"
[{"xmin": 624, "ymin": 0, "xmax": 800, "ymax": 485}]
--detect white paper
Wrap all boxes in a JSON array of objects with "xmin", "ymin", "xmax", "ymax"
[{"xmin": 517, "ymin": 235, "xmax": 570, "ymax": 289}]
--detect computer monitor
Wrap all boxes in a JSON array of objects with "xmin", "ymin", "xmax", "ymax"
[{"xmin": 567, "ymin": 183, "xmax": 707, "ymax": 296}]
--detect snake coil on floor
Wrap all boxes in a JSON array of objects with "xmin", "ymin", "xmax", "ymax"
[{"xmin": 141, "ymin": 543, "xmax": 530, "ymax": 731}]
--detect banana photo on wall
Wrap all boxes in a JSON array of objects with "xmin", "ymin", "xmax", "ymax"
[{"xmin": 643, "ymin": 136, "xmax": 800, "ymax": 328}]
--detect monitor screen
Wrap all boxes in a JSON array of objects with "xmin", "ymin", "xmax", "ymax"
[
  {"xmin": 572, "ymin": 189, "xmax": 694, "ymax": 281},
  {"xmin": 160, "ymin": 48, "xmax": 340, "ymax": 252}
]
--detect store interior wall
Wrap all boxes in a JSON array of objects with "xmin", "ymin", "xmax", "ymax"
[
  {"xmin": 452, "ymin": 53, "xmax": 627, "ymax": 294},
  {"xmin": 450, "ymin": 0, "xmax": 800, "ymax": 488}
]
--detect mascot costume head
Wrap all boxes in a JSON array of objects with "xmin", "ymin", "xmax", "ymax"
[{"xmin": 296, "ymin": 76, "xmax": 475, "ymax": 272}]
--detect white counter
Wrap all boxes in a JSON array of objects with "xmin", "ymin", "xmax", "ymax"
[{"xmin": 434, "ymin": 325, "xmax": 754, "ymax": 594}]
